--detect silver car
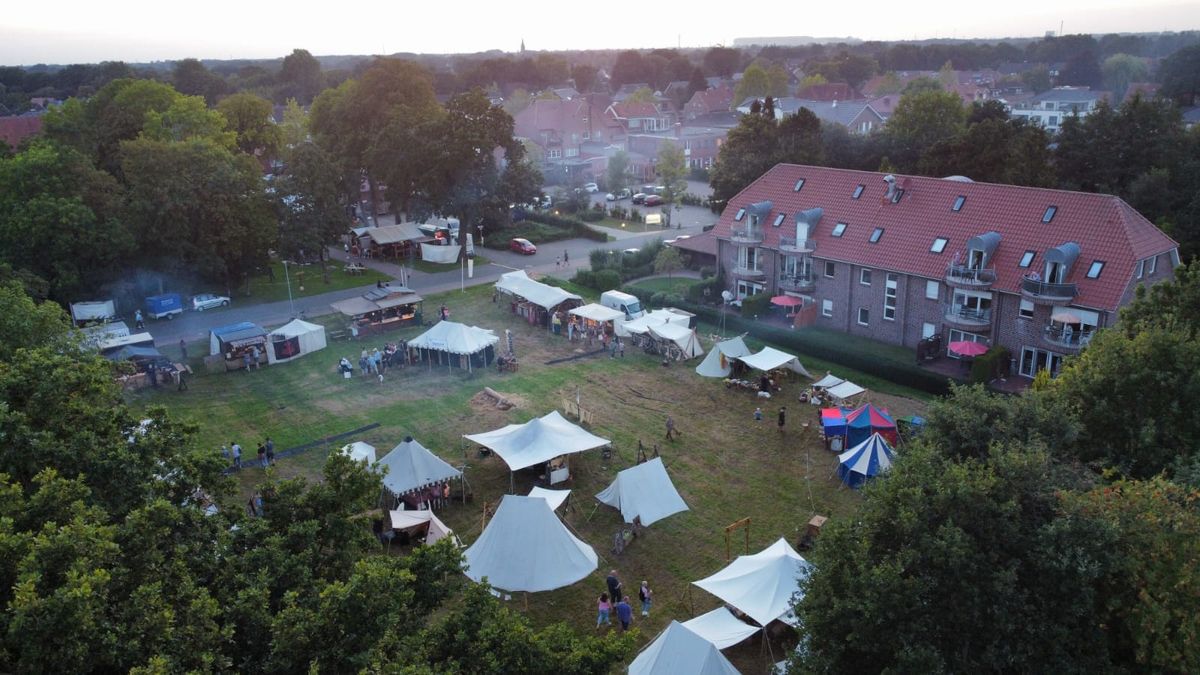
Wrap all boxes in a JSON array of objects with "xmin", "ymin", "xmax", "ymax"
[{"xmin": 191, "ymin": 293, "xmax": 231, "ymax": 311}]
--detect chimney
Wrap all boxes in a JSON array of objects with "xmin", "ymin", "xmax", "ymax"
[{"xmin": 883, "ymin": 174, "xmax": 896, "ymax": 200}]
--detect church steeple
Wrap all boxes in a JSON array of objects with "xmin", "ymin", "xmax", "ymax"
[{"xmin": 520, "ymin": 39, "xmax": 526, "ymax": 53}]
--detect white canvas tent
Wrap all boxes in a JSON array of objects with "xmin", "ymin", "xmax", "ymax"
[
  {"xmin": 616, "ymin": 308, "xmax": 692, "ymax": 337},
  {"xmin": 628, "ymin": 621, "xmax": 742, "ymax": 675},
  {"xmin": 495, "ymin": 270, "xmax": 582, "ymax": 310},
  {"xmin": 267, "ymin": 318, "xmax": 327, "ymax": 364},
  {"xmin": 407, "ymin": 320, "xmax": 498, "ymax": 372},
  {"xmin": 528, "ymin": 486, "xmax": 571, "ymax": 512},
  {"xmin": 647, "ymin": 322, "xmax": 705, "ymax": 360},
  {"xmin": 696, "ymin": 336, "xmax": 752, "ymax": 378},
  {"xmin": 826, "ymin": 380, "xmax": 866, "ymax": 402},
  {"xmin": 388, "ymin": 509, "xmax": 455, "ymax": 544},
  {"xmin": 569, "ymin": 303, "xmax": 624, "ymax": 323},
  {"xmin": 812, "ymin": 373, "xmax": 844, "ymax": 389},
  {"xmin": 595, "ymin": 458, "xmax": 689, "ymax": 526},
  {"xmin": 682, "ymin": 607, "xmax": 762, "ymax": 649},
  {"xmin": 463, "ymin": 495, "xmax": 597, "ymax": 592},
  {"xmin": 340, "ymin": 441, "xmax": 377, "ymax": 464},
  {"xmin": 737, "ymin": 346, "xmax": 812, "ymax": 378},
  {"xmin": 376, "ymin": 436, "xmax": 462, "ymax": 497},
  {"xmin": 464, "ymin": 410, "xmax": 610, "ymax": 473},
  {"xmin": 693, "ymin": 538, "xmax": 812, "ymax": 627}
]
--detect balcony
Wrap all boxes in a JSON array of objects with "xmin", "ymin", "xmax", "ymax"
[
  {"xmin": 778, "ymin": 236, "xmax": 815, "ymax": 253},
  {"xmin": 1041, "ymin": 324, "xmax": 1093, "ymax": 352},
  {"xmin": 730, "ymin": 225, "xmax": 763, "ymax": 244},
  {"xmin": 778, "ymin": 273, "xmax": 816, "ymax": 292},
  {"xmin": 943, "ymin": 303, "xmax": 993, "ymax": 328},
  {"xmin": 945, "ymin": 264, "xmax": 996, "ymax": 289},
  {"xmin": 732, "ymin": 265, "xmax": 766, "ymax": 279},
  {"xmin": 1021, "ymin": 277, "xmax": 1078, "ymax": 303}
]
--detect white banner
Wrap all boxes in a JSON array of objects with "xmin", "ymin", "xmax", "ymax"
[{"xmin": 420, "ymin": 243, "xmax": 462, "ymax": 264}]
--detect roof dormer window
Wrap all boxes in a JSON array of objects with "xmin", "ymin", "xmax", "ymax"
[
  {"xmin": 852, "ymin": 184, "xmax": 865, "ymax": 199},
  {"xmin": 891, "ymin": 189, "xmax": 904, "ymax": 204},
  {"xmin": 832, "ymin": 223, "xmax": 847, "ymax": 237},
  {"xmin": 1042, "ymin": 205, "xmax": 1057, "ymax": 223},
  {"xmin": 734, "ymin": 208, "xmax": 745, "ymax": 221},
  {"xmin": 794, "ymin": 179, "xmax": 805, "ymax": 192},
  {"xmin": 930, "ymin": 237, "xmax": 948, "ymax": 253},
  {"xmin": 1086, "ymin": 260, "xmax": 1105, "ymax": 278},
  {"xmin": 1019, "ymin": 251, "xmax": 1036, "ymax": 268},
  {"xmin": 869, "ymin": 227, "xmax": 884, "ymax": 243},
  {"xmin": 773, "ymin": 213, "xmax": 786, "ymax": 227},
  {"xmin": 952, "ymin": 196, "xmax": 966, "ymax": 212}
]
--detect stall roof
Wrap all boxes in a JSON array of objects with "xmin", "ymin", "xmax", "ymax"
[
  {"xmin": 495, "ymin": 270, "xmax": 581, "ymax": 310},
  {"xmin": 375, "ymin": 292, "xmax": 424, "ymax": 309},
  {"xmin": 569, "ymin": 303, "xmax": 624, "ymax": 323},
  {"xmin": 737, "ymin": 346, "xmax": 812, "ymax": 377},
  {"xmin": 377, "ymin": 437, "xmax": 462, "ymax": 495},
  {"xmin": 365, "ymin": 222, "xmax": 424, "ymax": 245},
  {"xmin": 693, "ymin": 538, "xmax": 812, "ymax": 627},
  {"xmin": 826, "ymin": 380, "xmax": 866, "ymax": 401},
  {"xmin": 211, "ymin": 322, "xmax": 265, "ymax": 339},
  {"xmin": 812, "ymin": 373, "xmax": 845, "ymax": 389},
  {"xmin": 408, "ymin": 321, "xmax": 498, "ymax": 355},
  {"xmin": 682, "ymin": 606, "xmax": 761, "ymax": 650}
]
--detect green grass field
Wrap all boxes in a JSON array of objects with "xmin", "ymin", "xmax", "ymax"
[
  {"xmin": 129, "ymin": 281, "xmax": 930, "ymax": 672},
  {"xmin": 237, "ymin": 261, "xmax": 391, "ymax": 305},
  {"xmin": 627, "ymin": 277, "xmax": 697, "ymax": 296}
]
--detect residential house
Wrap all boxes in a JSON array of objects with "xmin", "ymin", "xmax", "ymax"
[
  {"xmin": 712, "ymin": 164, "xmax": 1179, "ymax": 381},
  {"xmin": 1008, "ymin": 87, "xmax": 1111, "ymax": 132},
  {"xmin": 626, "ymin": 125, "xmax": 729, "ymax": 175},
  {"xmin": 0, "ymin": 114, "xmax": 43, "ymax": 152},
  {"xmin": 683, "ymin": 83, "xmax": 735, "ymax": 120},
  {"xmin": 865, "ymin": 95, "xmax": 899, "ymax": 122},
  {"xmin": 550, "ymin": 87, "xmax": 581, "ymax": 101},
  {"xmin": 605, "ymin": 101, "xmax": 676, "ymax": 134},
  {"xmin": 736, "ymin": 98, "xmax": 885, "ymax": 134}
]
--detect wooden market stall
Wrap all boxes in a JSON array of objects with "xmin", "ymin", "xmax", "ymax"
[
  {"xmin": 494, "ymin": 270, "xmax": 582, "ymax": 330},
  {"xmin": 331, "ymin": 286, "xmax": 424, "ymax": 337}
]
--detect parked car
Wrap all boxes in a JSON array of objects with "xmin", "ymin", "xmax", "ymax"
[
  {"xmin": 191, "ymin": 293, "xmax": 231, "ymax": 311},
  {"xmin": 644, "ymin": 194, "xmax": 665, "ymax": 207},
  {"xmin": 632, "ymin": 193, "xmax": 647, "ymax": 204},
  {"xmin": 583, "ymin": 182, "xmax": 599, "ymax": 193},
  {"xmin": 510, "ymin": 237, "xmax": 537, "ymax": 255},
  {"xmin": 606, "ymin": 188, "xmax": 632, "ymax": 201}
]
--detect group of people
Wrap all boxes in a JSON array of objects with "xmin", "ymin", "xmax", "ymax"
[
  {"xmin": 222, "ymin": 437, "xmax": 276, "ymax": 470},
  {"xmin": 340, "ymin": 343, "xmax": 406, "ymax": 382},
  {"xmin": 598, "ymin": 570, "xmax": 652, "ymax": 630}
]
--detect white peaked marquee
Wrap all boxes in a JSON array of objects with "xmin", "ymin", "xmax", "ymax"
[
  {"xmin": 376, "ymin": 437, "xmax": 462, "ymax": 496},
  {"xmin": 595, "ymin": 458, "xmax": 689, "ymax": 526},
  {"xmin": 693, "ymin": 538, "xmax": 812, "ymax": 627},
  {"xmin": 696, "ymin": 336, "xmax": 752, "ymax": 377},
  {"xmin": 628, "ymin": 621, "xmax": 742, "ymax": 675},
  {"xmin": 463, "ymin": 495, "xmax": 597, "ymax": 592},
  {"xmin": 464, "ymin": 410, "xmax": 610, "ymax": 472},
  {"xmin": 340, "ymin": 441, "xmax": 377, "ymax": 464}
]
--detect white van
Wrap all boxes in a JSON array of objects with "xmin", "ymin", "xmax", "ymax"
[{"xmin": 600, "ymin": 290, "xmax": 645, "ymax": 320}]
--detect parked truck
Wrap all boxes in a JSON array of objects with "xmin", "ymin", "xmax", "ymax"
[
  {"xmin": 69, "ymin": 300, "xmax": 117, "ymax": 327},
  {"xmin": 145, "ymin": 293, "xmax": 184, "ymax": 320}
]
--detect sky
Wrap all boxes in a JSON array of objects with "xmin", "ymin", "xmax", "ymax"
[{"xmin": 3, "ymin": 0, "xmax": 1199, "ymax": 65}]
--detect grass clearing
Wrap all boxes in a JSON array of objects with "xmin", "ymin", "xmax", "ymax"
[
  {"xmin": 627, "ymin": 277, "xmax": 696, "ymax": 296},
  {"xmin": 128, "ymin": 280, "xmax": 930, "ymax": 672},
  {"xmin": 238, "ymin": 261, "xmax": 391, "ymax": 305}
]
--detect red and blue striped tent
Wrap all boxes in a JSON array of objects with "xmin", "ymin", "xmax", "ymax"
[{"xmin": 845, "ymin": 403, "xmax": 897, "ymax": 447}]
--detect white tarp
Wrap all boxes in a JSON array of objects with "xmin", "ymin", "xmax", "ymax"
[
  {"xmin": 647, "ymin": 323, "xmax": 705, "ymax": 360},
  {"xmin": 528, "ymin": 486, "xmax": 571, "ymax": 512},
  {"xmin": 682, "ymin": 607, "xmax": 761, "ymax": 649},
  {"xmin": 419, "ymin": 242, "xmax": 462, "ymax": 264},
  {"xmin": 737, "ymin": 346, "xmax": 812, "ymax": 377},
  {"xmin": 376, "ymin": 437, "xmax": 462, "ymax": 496},
  {"xmin": 495, "ymin": 270, "xmax": 582, "ymax": 310},
  {"xmin": 464, "ymin": 410, "xmax": 610, "ymax": 472},
  {"xmin": 693, "ymin": 538, "xmax": 812, "ymax": 627},
  {"xmin": 826, "ymin": 380, "xmax": 866, "ymax": 401},
  {"xmin": 812, "ymin": 373, "xmax": 845, "ymax": 389},
  {"xmin": 696, "ymin": 336, "xmax": 752, "ymax": 378},
  {"xmin": 629, "ymin": 621, "xmax": 742, "ymax": 675},
  {"xmin": 267, "ymin": 318, "xmax": 327, "ymax": 364},
  {"xmin": 340, "ymin": 441, "xmax": 377, "ymax": 464},
  {"xmin": 408, "ymin": 320, "xmax": 498, "ymax": 355},
  {"xmin": 616, "ymin": 308, "xmax": 691, "ymax": 337},
  {"xmin": 569, "ymin": 303, "xmax": 624, "ymax": 323},
  {"xmin": 388, "ymin": 509, "xmax": 454, "ymax": 544},
  {"xmin": 463, "ymin": 495, "xmax": 597, "ymax": 592},
  {"xmin": 595, "ymin": 458, "xmax": 689, "ymax": 526}
]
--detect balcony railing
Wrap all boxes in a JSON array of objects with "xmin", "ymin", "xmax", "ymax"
[
  {"xmin": 778, "ymin": 273, "xmax": 816, "ymax": 291},
  {"xmin": 732, "ymin": 265, "xmax": 766, "ymax": 278},
  {"xmin": 945, "ymin": 264, "xmax": 996, "ymax": 286},
  {"xmin": 1021, "ymin": 277, "xmax": 1078, "ymax": 301},
  {"xmin": 944, "ymin": 304, "xmax": 993, "ymax": 326},
  {"xmin": 1042, "ymin": 324, "xmax": 1093, "ymax": 350},
  {"xmin": 779, "ymin": 236, "xmax": 815, "ymax": 253},
  {"xmin": 730, "ymin": 225, "xmax": 763, "ymax": 243}
]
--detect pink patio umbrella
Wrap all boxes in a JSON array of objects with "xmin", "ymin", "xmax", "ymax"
[
  {"xmin": 770, "ymin": 295, "xmax": 804, "ymax": 307},
  {"xmin": 948, "ymin": 341, "xmax": 989, "ymax": 357}
]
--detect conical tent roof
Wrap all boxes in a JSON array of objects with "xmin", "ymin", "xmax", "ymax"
[
  {"xmin": 837, "ymin": 432, "xmax": 895, "ymax": 489},
  {"xmin": 846, "ymin": 403, "xmax": 897, "ymax": 446},
  {"xmin": 696, "ymin": 336, "xmax": 751, "ymax": 377},
  {"xmin": 376, "ymin": 437, "xmax": 462, "ymax": 495},
  {"xmin": 463, "ymin": 410, "xmax": 610, "ymax": 472},
  {"xmin": 340, "ymin": 441, "xmax": 377, "ymax": 464},
  {"xmin": 463, "ymin": 495, "xmax": 597, "ymax": 592},
  {"xmin": 693, "ymin": 538, "xmax": 812, "ymax": 627},
  {"xmin": 628, "ymin": 621, "xmax": 742, "ymax": 675},
  {"xmin": 595, "ymin": 458, "xmax": 689, "ymax": 526}
]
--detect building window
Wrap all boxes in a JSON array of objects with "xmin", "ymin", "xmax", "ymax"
[
  {"xmin": 931, "ymin": 237, "xmax": 948, "ymax": 253},
  {"xmin": 1087, "ymin": 261, "xmax": 1105, "ymax": 278},
  {"xmin": 1172, "ymin": 249, "xmax": 1181, "ymax": 266},
  {"xmin": 925, "ymin": 280, "xmax": 939, "ymax": 300},
  {"xmin": 821, "ymin": 299, "xmax": 833, "ymax": 317},
  {"xmin": 860, "ymin": 269, "xmax": 872, "ymax": 286},
  {"xmin": 952, "ymin": 195, "xmax": 966, "ymax": 211},
  {"xmin": 736, "ymin": 280, "xmax": 764, "ymax": 298},
  {"xmin": 1042, "ymin": 205, "xmax": 1057, "ymax": 223},
  {"xmin": 884, "ymin": 274, "xmax": 897, "ymax": 321},
  {"xmin": 734, "ymin": 208, "xmax": 745, "ymax": 221},
  {"xmin": 869, "ymin": 227, "xmax": 884, "ymax": 243},
  {"xmin": 1049, "ymin": 116, "xmax": 1059, "ymax": 126},
  {"xmin": 1019, "ymin": 251, "xmax": 1036, "ymax": 268},
  {"xmin": 891, "ymin": 189, "xmax": 904, "ymax": 203},
  {"xmin": 831, "ymin": 223, "xmax": 847, "ymax": 237},
  {"xmin": 773, "ymin": 213, "xmax": 786, "ymax": 227},
  {"xmin": 737, "ymin": 246, "xmax": 760, "ymax": 271},
  {"xmin": 858, "ymin": 308, "xmax": 870, "ymax": 325},
  {"xmin": 1136, "ymin": 260, "xmax": 1145, "ymax": 279},
  {"xmin": 1148, "ymin": 255, "xmax": 1157, "ymax": 274},
  {"xmin": 921, "ymin": 322, "xmax": 937, "ymax": 339},
  {"xmin": 1019, "ymin": 299, "xmax": 1034, "ymax": 319},
  {"xmin": 793, "ymin": 178, "xmax": 805, "ymax": 192},
  {"xmin": 548, "ymin": 149, "xmax": 562, "ymax": 159},
  {"xmin": 824, "ymin": 261, "xmax": 836, "ymax": 278},
  {"xmin": 852, "ymin": 184, "xmax": 864, "ymax": 199}
]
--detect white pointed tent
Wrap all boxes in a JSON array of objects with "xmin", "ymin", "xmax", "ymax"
[
  {"xmin": 696, "ymin": 336, "xmax": 752, "ymax": 377},
  {"xmin": 407, "ymin": 320, "xmax": 499, "ymax": 372},
  {"xmin": 595, "ymin": 458, "xmax": 689, "ymax": 526},
  {"xmin": 682, "ymin": 606, "xmax": 762, "ymax": 649},
  {"xmin": 376, "ymin": 436, "xmax": 462, "ymax": 498},
  {"xmin": 628, "ymin": 621, "xmax": 742, "ymax": 675},
  {"xmin": 340, "ymin": 441, "xmax": 377, "ymax": 464},
  {"xmin": 737, "ymin": 346, "xmax": 812, "ymax": 378},
  {"xmin": 647, "ymin": 322, "xmax": 705, "ymax": 360},
  {"xmin": 693, "ymin": 538, "xmax": 812, "ymax": 627},
  {"xmin": 267, "ymin": 318, "xmax": 327, "ymax": 364},
  {"xmin": 464, "ymin": 410, "xmax": 609, "ymax": 474},
  {"xmin": 463, "ymin": 495, "xmax": 597, "ymax": 592}
]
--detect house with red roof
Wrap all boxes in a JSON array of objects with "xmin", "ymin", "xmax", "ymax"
[
  {"xmin": 605, "ymin": 101, "xmax": 675, "ymax": 134},
  {"xmin": 683, "ymin": 84, "xmax": 734, "ymax": 120},
  {"xmin": 712, "ymin": 164, "xmax": 1179, "ymax": 381},
  {"xmin": 0, "ymin": 115, "xmax": 43, "ymax": 152}
]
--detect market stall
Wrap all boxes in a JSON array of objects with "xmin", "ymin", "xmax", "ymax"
[
  {"xmin": 567, "ymin": 303, "xmax": 624, "ymax": 337},
  {"xmin": 407, "ymin": 320, "xmax": 498, "ymax": 372},
  {"xmin": 267, "ymin": 318, "xmax": 327, "ymax": 364},
  {"xmin": 495, "ymin": 270, "xmax": 582, "ymax": 330},
  {"xmin": 208, "ymin": 322, "xmax": 268, "ymax": 371},
  {"xmin": 330, "ymin": 286, "xmax": 423, "ymax": 337}
]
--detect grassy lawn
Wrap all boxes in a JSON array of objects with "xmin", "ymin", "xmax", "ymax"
[
  {"xmin": 592, "ymin": 216, "xmax": 676, "ymax": 234},
  {"xmin": 235, "ymin": 261, "xmax": 391, "ymax": 306},
  {"xmin": 627, "ymin": 277, "xmax": 697, "ymax": 296},
  {"xmin": 128, "ymin": 280, "xmax": 930, "ymax": 672}
]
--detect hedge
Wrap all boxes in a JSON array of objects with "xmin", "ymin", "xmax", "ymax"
[
  {"xmin": 971, "ymin": 346, "xmax": 1011, "ymax": 384},
  {"xmin": 481, "ymin": 212, "xmax": 606, "ymax": 250}
]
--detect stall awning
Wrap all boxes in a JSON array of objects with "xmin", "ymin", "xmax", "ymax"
[
  {"xmin": 464, "ymin": 410, "xmax": 609, "ymax": 472},
  {"xmin": 569, "ymin": 303, "xmax": 624, "ymax": 322}
]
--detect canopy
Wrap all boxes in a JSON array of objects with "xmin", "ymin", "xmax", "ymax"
[
  {"xmin": 388, "ymin": 509, "xmax": 454, "ymax": 544},
  {"xmin": 770, "ymin": 295, "xmax": 804, "ymax": 307},
  {"xmin": 365, "ymin": 222, "xmax": 423, "ymax": 245},
  {"xmin": 812, "ymin": 373, "xmax": 844, "ymax": 389},
  {"xmin": 340, "ymin": 441, "xmax": 377, "ymax": 464},
  {"xmin": 528, "ymin": 486, "xmax": 571, "ymax": 512},
  {"xmin": 737, "ymin": 346, "xmax": 812, "ymax": 377},
  {"xmin": 948, "ymin": 340, "xmax": 988, "ymax": 357},
  {"xmin": 463, "ymin": 495, "xmax": 597, "ymax": 592},
  {"xmin": 682, "ymin": 606, "xmax": 761, "ymax": 649},
  {"xmin": 617, "ymin": 308, "xmax": 692, "ymax": 337},
  {"xmin": 696, "ymin": 336, "xmax": 752, "ymax": 378},
  {"xmin": 629, "ymin": 621, "xmax": 742, "ymax": 675},
  {"xmin": 495, "ymin": 270, "xmax": 581, "ymax": 310},
  {"xmin": 825, "ymin": 380, "xmax": 866, "ymax": 402},
  {"xmin": 267, "ymin": 318, "xmax": 327, "ymax": 364},
  {"xmin": 464, "ymin": 410, "xmax": 610, "ymax": 472},
  {"xmin": 376, "ymin": 437, "xmax": 462, "ymax": 496},
  {"xmin": 569, "ymin": 303, "xmax": 624, "ymax": 323},
  {"xmin": 595, "ymin": 458, "xmax": 689, "ymax": 526},
  {"xmin": 838, "ymin": 432, "xmax": 896, "ymax": 489},
  {"xmin": 693, "ymin": 538, "xmax": 812, "ymax": 627},
  {"xmin": 330, "ymin": 288, "xmax": 423, "ymax": 318},
  {"xmin": 104, "ymin": 345, "xmax": 164, "ymax": 362},
  {"xmin": 647, "ymin": 323, "xmax": 705, "ymax": 360},
  {"xmin": 209, "ymin": 322, "xmax": 267, "ymax": 355},
  {"xmin": 409, "ymin": 320, "xmax": 498, "ymax": 355},
  {"xmin": 846, "ymin": 403, "xmax": 897, "ymax": 446}
]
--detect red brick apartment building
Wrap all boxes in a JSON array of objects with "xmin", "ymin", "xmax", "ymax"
[{"xmin": 712, "ymin": 164, "xmax": 1180, "ymax": 380}]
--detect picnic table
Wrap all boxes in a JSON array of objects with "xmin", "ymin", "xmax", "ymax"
[{"xmin": 345, "ymin": 263, "xmax": 366, "ymax": 275}]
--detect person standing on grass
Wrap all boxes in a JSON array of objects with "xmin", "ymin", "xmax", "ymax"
[
  {"xmin": 596, "ymin": 593, "xmax": 612, "ymax": 628},
  {"xmin": 179, "ymin": 339, "xmax": 188, "ymax": 362},
  {"xmin": 231, "ymin": 441, "xmax": 242, "ymax": 469},
  {"xmin": 778, "ymin": 406, "xmax": 787, "ymax": 433},
  {"xmin": 257, "ymin": 442, "xmax": 267, "ymax": 468},
  {"xmin": 606, "ymin": 570, "xmax": 622, "ymax": 604},
  {"xmin": 564, "ymin": 250, "xmax": 569, "ymax": 264},
  {"xmin": 265, "ymin": 438, "xmax": 276, "ymax": 465},
  {"xmin": 639, "ymin": 580, "xmax": 653, "ymax": 617},
  {"xmin": 251, "ymin": 345, "xmax": 260, "ymax": 369},
  {"xmin": 616, "ymin": 596, "xmax": 634, "ymax": 631},
  {"xmin": 135, "ymin": 309, "xmax": 144, "ymax": 330},
  {"xmin": 755, "ymin": 407, "xmax": 763, "ymax": 422},
  {"xmin": 242, "ymin": 351, "xmax": 251, "ymax": 373},
  {"xmin": 665, "ymin": 415, "xmax": 678, "ymax": 440}
]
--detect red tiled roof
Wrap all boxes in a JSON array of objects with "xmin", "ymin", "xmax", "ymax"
[
  {"xmin": 685, "ymin": 85, "xmax": 734, "ymax": 113},
  {"xmin": 670, "ymin": 231, "xmax": 718, "ymax": 256},
  {"xmin": 0, "ymin": 115, "xmax": 43, "ymax": 149},
  {"xmin": 513, "ymin": 99, "xmax": 590, "ymax": 139},
  {"xmin": 712, "ymin": 164, "xmax": 1178, "ymax": 311},
  {"xmin": 610, "ymin": 102, "xmax": 659, "ymax": 118}
]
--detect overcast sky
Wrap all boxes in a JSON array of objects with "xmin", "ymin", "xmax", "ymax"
[{"xmin": 3, "ymin": 0, "xmax": 1198, "ymax": 66}]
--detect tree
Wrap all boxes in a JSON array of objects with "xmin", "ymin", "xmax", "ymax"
[
  {"xmin": 217, "ymin": 92, "xmax": 282, "ymax": 157},
  {"xmin": 871, "ymin": 71, "xmax": 903, "ymax": 95},
  {"xmin": 709, "ymin": 112, "xmax": 779, "ymax": 205},
  {"xmin": 611, "ymin": 50, "xmax": 648, "ymax": 87},
  {"xmin": 1021, "ymin": 65, "xmax": 1052, "ymax": 94},
  {"xmin": 1060, "ymin": 49, "xmax": 1102, "ymax": 88},
  {"xmin": 570, "ymin": 63, "xmax": 598, "ymax": 94},
  {"xmin": 655, "ymin": 143, "xmax": 687, "ymax": 201},
  {"xmin": 703, "ymin": 47, "xmax": 741, "ymax": 78},
  {"xmin": 171, "ymin": 58, "xmax": 227, "ymax": 105},
  {"xmin": 686, "ymin": 67, "xmax": 708, "ymax": 100},
  {"xmin": 901, "ymin": 76, "xmax": 943, "ymax": 95},
  {"xmin": 624, "ymin": 86, "xmax": 656, "ymax": 104},
  {"xmin": 277, "ymin": 141, "xmax": 350, "ymax": 272},
  {"xmin": 883, "ymin": 89, "xmax": 967, "ymax": 171},
  {"xmin": 278, "ymin": 48, "xmax": 323, "ymax": 104},
  {"xmin": 606, "ymin": 150, "xmax": 631, "ymax": 192},
  {"xmin": 0, "ymin": 281, "xmax": 71, "ymax": 360},
  {"xmin": 733, "ymin": 62, "xmax": 786, "ymax": 106},
  {"xmin": 776, "ymin": 108, "xmax": 824, "ymax": 166},
  {"xmin": 1102, "ymin": 53, "xmax": 1149, "ymax": 99},
  {"xmin": 44, "ymin": 78, "xmax": 181, "ymax": 174},
  {"xmin": 1158, "ymin": 43, "xmax": 1200, "ymax": 106},
  {"xmin": 278, "ymin": 97, "xmax": 308, "ymax": 150},
  {"xmin": 653, "ymin": 246, "xmax": 682, "ymax": 279}
]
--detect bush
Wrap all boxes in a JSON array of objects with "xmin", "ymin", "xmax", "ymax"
[
  {"xmin": 970, "ymin": 346, "xmax": 1011, "ymax": 384},
  {"xmin": 651, "ymin": 291, "xmax": 685, "ymax": 307},
  {"xmin": 579, "ymin": 210, "xmax": 605, "ymax": 222},
  {"xmin": 739, "ymin": 294, "xmax": 772, "ymax": 318},
  {"xmin": 571, "ymin": 269, "xmax": 594, "ymax": 288},
  {"xmin": 686, "ymin": 276, "xmax": 724, "ymax": 303},
  {"xmin": 688, "ymin": 167, "xmax": 710, "ymax": 182},
  {"xmin": 698, "ymin": 266, "xmax": 716, "ymax": 279},
  {"xmin": 591, "ymin": 269, "xmax": 621, "ymax": 291}
]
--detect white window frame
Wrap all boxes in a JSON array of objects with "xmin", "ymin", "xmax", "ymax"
[
  {"xmin": 1087, "ymin": 261, "xmax": 1105, "ymax": 279},
  {"xmin": 925, "ymin": 280, "xmax": 939, "ymax": 300},
  {"xmin": 1136, "ymin": 260, "xmax": 1144, "ymax": 279},
  {"xmin": 1019, "ymin": 299, "xmax": 1034, "ymax": 320},
  {"xmin": 884, "ymin": 274, "xmax": 898, "ymax": 321},
  {"xmin": 821, "ymin": 299, "xmax": 833, "ymax": 317},
  {"xmin": 921, "ymin": 322, "xmax": 937, "ymax": 339},
  {"xmin": 858, "ymin": 307, "xmax": 870, "ymax": 326},
  {"xmin": 1147, "ymin": 255, "xmax": 1156, "ymax": 275},
  {"xmin": 860, "ymin": 269, "xmax": 872, "ymax": 286},
  {"xmin": 824, "ymin": 261, "xmax": 836, "ymax": 278},
  {"xmin": 831, "ymin": 223, "xmax": 847, "ymax": 237},
  {"xmin": 1019, "ymin": 251, "xmax": 1036, "ymax": 268},
  {"xmin": 931, "ymin": 237, "xmax": 948, "ymax": 253}
]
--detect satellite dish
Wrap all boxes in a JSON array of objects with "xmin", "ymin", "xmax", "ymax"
[{"xmin": 721, "ymin": 290, "xmax": 734, "ymax": 303}]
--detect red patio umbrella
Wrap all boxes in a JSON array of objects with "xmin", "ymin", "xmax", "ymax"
[
  {"xmin": 948, "ymin": 340, "xmax": 989, "ymax": 357},
  {"xmin": 770, "ymin": 295, "xmax": 804, "ymax": 307}
]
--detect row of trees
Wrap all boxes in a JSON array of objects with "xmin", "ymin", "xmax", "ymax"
[{"xmin": 792, "ymin": 262, "xmax": 1200, "ymax": 672}]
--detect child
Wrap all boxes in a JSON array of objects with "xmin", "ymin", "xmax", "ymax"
[
  {"xmin": 639, "ymin": 581, "xmax": 653, "ymax": 617},
  {"xmin": 754, "ymin": 407, "xmax": 763, "ymax": 422},
  {"xmin": 596, "ymin": 592, "xmax": 612, "ymax": 628}
]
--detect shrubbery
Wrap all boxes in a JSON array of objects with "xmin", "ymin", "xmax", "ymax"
[
  {"xmin": 483, "ymin": 212, "xmax": 606, "ymax": 249},
  {"xmin": 970, "ymin": 346, "xmax": 1011, "ymax": 384}
]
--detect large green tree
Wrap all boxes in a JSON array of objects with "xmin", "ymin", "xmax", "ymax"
[
  {"xmin": 217, "ymin": 92, "xmax": 282, "ymax": 157},
  {"xmin": 1158, "ymin": 43, "xmax": 1200, "ymax": 106},
  {"xmin": 276, "ymin": 141, "xmax": 350, "ymax": 270},
  {"xmin": 883, "ymin": 89, "xmax": 967, "ymax": 172},
  {"xmin": 655, "ymin": 143, "xmax": 688, "ymax": 201},
  {"xmin": 278, "ymin": 48, "xmax": 324, "ymax": 104}
]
